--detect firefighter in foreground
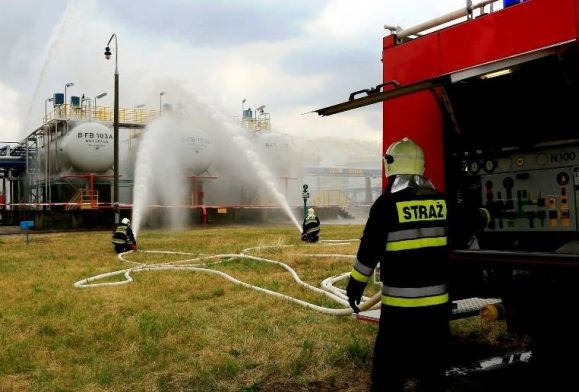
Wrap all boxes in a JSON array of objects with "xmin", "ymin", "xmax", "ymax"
[
  {"xmin": 112, "ymin": 218, "xmax": 137, "ymax": 254},
  {"xmin": 346, "ymin": 138, "xmax": 449, "ymax": 391},
  {"xmin": 301, "ymin": 207, "xmax": 321, "ymax": 242}
]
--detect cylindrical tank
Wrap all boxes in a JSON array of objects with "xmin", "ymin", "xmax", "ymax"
[
  {"xmin": 178, "ymin": 127, "xmax": 214, "ymax": 175},
  {"xmin": 254, "ymin": 132, "xmax": 296, "ymax": 177},
  {"xmin": 59, "ymin": 122, "xmax": 114, "ymax": 172},
  {"xmin": 127, "ymin": 122, "xmax": 214, "ymax": 180}
]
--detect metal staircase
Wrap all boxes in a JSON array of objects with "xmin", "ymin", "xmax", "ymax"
[{"xmin": 66, "ymin": 188, "xmax": 99, "ymax": 210}]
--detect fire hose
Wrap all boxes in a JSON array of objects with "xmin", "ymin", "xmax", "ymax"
[{"xmin": 73, "ymin": 241, "xmax": 381, "ymax": 316}]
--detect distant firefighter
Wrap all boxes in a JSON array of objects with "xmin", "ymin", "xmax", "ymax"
[
  {"xmin": 112, "ymin": 218, "xmax": 137, "ymax": 254},
  {"xmin": 301, "ymin": 208, "xmax": 320, "ymax": 242}
]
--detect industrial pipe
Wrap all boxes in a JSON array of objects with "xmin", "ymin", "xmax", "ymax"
[
  {"xmin": 480, "ymin": 303, "xmax": 506, "ymax": 322},
  {"xmin": 395, "ymin": 0, "xmax": 499, "ymax": 39},
  {"xmin": 201, "ymin": 206, "xmax": 208, "ymax": 225},
  {"xmin": 0, "ymin": 156, "xmax": 23, "ymax": 160}
]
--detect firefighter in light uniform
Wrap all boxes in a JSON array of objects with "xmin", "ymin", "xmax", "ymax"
[
  {"xmin": 112, "ymin": 218, "xmax": 137, "ymax": 254},
  {"xmin": 302, "ymin": 208, "xmax": 321, "ymax": 242},
  {"xmin": 346, "ymin": 137, "xmax": 449, "ymax": 391}
]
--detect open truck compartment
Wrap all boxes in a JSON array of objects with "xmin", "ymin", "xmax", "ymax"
[
  {"xmin": 445, "ymin": 41, "xmax": 579, "ymax": 260},
  {"xmin": 375, "ymin": 0, "xmax": 579, "ymax": 265}
]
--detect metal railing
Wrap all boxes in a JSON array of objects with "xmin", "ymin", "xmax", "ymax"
[
  {"xmin": 388, "ymin": 0, "xmax": 501, "ymax": 39},
  {"xmin": 66, "ymin": 188, "xmax": 99, "ymax": 210},
  {"xmin": 241, "ymin": 113, "xmax": 271, "ymax": 132},
  {"xmin": 311, "ymin": 190, "xmax": 352, "ymax": 208},
  {"xmin": 43, "ymin": 105, "xmax": 159, "ymax": 125}
]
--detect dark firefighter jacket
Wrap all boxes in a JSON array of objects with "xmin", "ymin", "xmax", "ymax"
[
  {"xmin": 302, "ymin": 215, "xmax": 320, "ymax": 238},
  {"xmin": 351, "ymin": 180, "xmax": 449, "ymax": 308},
  {"xmin": 112, "ymin": 224, "xmax": 136, "ymax": 247}
]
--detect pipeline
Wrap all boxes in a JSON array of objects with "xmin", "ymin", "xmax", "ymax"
[
  {"xmin": 3, "ymin": 202, "xmax": 310, "ymax": 209},
  {"xmin": 73, "ymin": 240, "xmax": 381, "ymax": 316},
  {"xmin": 394, "ymin": 0, "xmax": 500, "ymax": 39}
]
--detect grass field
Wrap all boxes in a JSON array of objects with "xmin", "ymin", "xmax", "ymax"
[{"xmin": 0, "ymin": 225, "xmax": 511, "ymax": 391}]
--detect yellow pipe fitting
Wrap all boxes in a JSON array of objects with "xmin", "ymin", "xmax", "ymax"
[{"xmin": 480, "ymin": 303, "xmax": 505, "ymax": 322}]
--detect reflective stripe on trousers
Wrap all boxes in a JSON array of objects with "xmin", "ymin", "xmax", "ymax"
[{"xmin": 381, "ymin": 284, "xmax": 448, "ymax": 307}]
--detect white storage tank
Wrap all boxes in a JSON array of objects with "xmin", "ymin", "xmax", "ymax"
[
  {"xmin": 178, "ymin": 127, "xmax": 214, "ymax": 175},
  {"xmin": 255, "ymin": 132, "xmax": 296, "ymax": 177},
  {"xmin": 129, "ymin": 119, "xmax": 214, "ymax": 180},
  {"xmin": 59, "ymin": 122, "xmax": 114, "ymax": 172}
]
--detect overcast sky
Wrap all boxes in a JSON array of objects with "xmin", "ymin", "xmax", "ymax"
[{"xmin": 0, "ymin": 0, "xmax": 489, "ymax": 144}]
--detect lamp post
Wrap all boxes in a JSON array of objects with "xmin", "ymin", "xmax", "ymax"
[
  {"xmin": 135, "ymin": 104, "xmax": 145, "ymax": 123},
  {"xmin": 104, "ymin": 33, "xmax": 120, "ymax": 225},
  {"xmin": 94, "ymin": 92, "xmax": 107, "ymax": 110},
  {"xmin": 64, "ymin": 82, "xmax": 74, "ymax": 117},
  {"xmin": 44, "ymin": 97, "xmax": 53, "ymax": 122},
  {"xmin": 81, "ymin": 95, "xmax": 91, "ymax": 119},
  {"xmin": 159, "ymin": 91, "xmax": 166, "ymax": 114},
  {"xmin": 255, "ymin": 104, "xmax": 265, "ymax": 120},
  {"xmin": 255, "ymin": 104, "xmax": 265, "ymax": 130}
]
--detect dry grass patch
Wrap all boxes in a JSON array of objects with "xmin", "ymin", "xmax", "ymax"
[{"xmin": 0, "ymin": 225, "xmax": 509, "ymax": 391}]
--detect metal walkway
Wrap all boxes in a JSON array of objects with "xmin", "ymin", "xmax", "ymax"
[{"xmin": 356, "ymin": 297, "xmax": 502, "ymax": 323}]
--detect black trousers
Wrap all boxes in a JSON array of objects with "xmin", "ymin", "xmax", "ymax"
[
  {"xmin": 114, "ymin": 243, "xmax": 130, "ymax": 254},
  {"xmin": 371, "ymin": 304, "xmax": 450, "ymax": 392}
]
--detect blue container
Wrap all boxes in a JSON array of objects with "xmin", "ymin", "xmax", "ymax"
[
  {"xmin": 503, "ymin": 0, "xmax": 524, "ymax": 7},
  {"xmin": 20, "ymin": 220, "xmax": 34, "ymax": 244},
  {"xmin": 70, "ymin": 96, "xmax": 80, "ymax": 106},
  {"xmin": 20, "ymin": 220, "xmax": 34, "ymax": 230},
  {"xmin": 53, "ymin": 93, "xmax": 64, "ymax": 105}
]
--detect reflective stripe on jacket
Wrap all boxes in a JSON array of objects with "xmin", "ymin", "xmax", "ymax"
[
  {"xmin": 352, "ymin": 181, "xmax": 449, "ymax": 308},
  {"xmin": 385, "ymin": 227, "xmax": 447, "ymax": 251},
  {"xmin": 303, "ymin": 216, "xmax": 320, "ymax": 236},
  {"xmin": 112, "ymin": 225, "xmax": 129, "ymax": 245}
]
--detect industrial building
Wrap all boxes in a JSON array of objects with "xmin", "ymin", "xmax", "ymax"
[{"xmin": 0, "ymin": 95, "xmax": 381, "ymax": 228}]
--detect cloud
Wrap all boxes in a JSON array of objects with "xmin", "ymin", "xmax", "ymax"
[
  {"xmin": 0, "ymin": 0, "xmax": 492, "ymax": 142},
  {"xmin": 0, "ymin": 1, "xmax": 67, "ymax": 87},
  {"xmin": 103, "ymin": 0, "xmax": 326, "ymax": 47},
  {"xmin": 0, "ymin": 82, "xmax": 24, "ymax": 141}
]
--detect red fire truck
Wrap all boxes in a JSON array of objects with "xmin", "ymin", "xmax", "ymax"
[{"xmin": 316, "ymin": 0, "xmax": 579, "ymax": 379}]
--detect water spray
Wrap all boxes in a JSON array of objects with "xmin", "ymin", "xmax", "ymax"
[
  {"xmin": 205, "ymin": 104, "xmax": 302, "ymax": 232},
  {"xmin": 25, "ymin": 0, "xmax": 76, "ymax": 130},
  {"xmin": 131, "ymin": 100, "xmax": 302, "ymax": 237},
  {"xmin": 131, "ymin": 116, "xmax": 186, "ymax": 238}
]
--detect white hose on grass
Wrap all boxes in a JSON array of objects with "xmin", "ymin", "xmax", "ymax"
[{"xmin": 73, "ymin": 240, "xmax": 380, "ymax": 316}]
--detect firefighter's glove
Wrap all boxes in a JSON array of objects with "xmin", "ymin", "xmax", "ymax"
[
  {"xmin": 346, "ymin": 277, "xmax": 366, "ymax": 313},
  {"xmin": 479, "ymin": 207, "xmax": 491, "ymax": 225},
  {"xmin": 301, "ymin": 233, "xmax": 307, "ymax": 241},
  {"xmin": 130, "ymin": 243, "xmax": 137, "ymax": 251},
  {"xmin": 476, "ymin": 207, "xmax": 492, "ymax": 231}
]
